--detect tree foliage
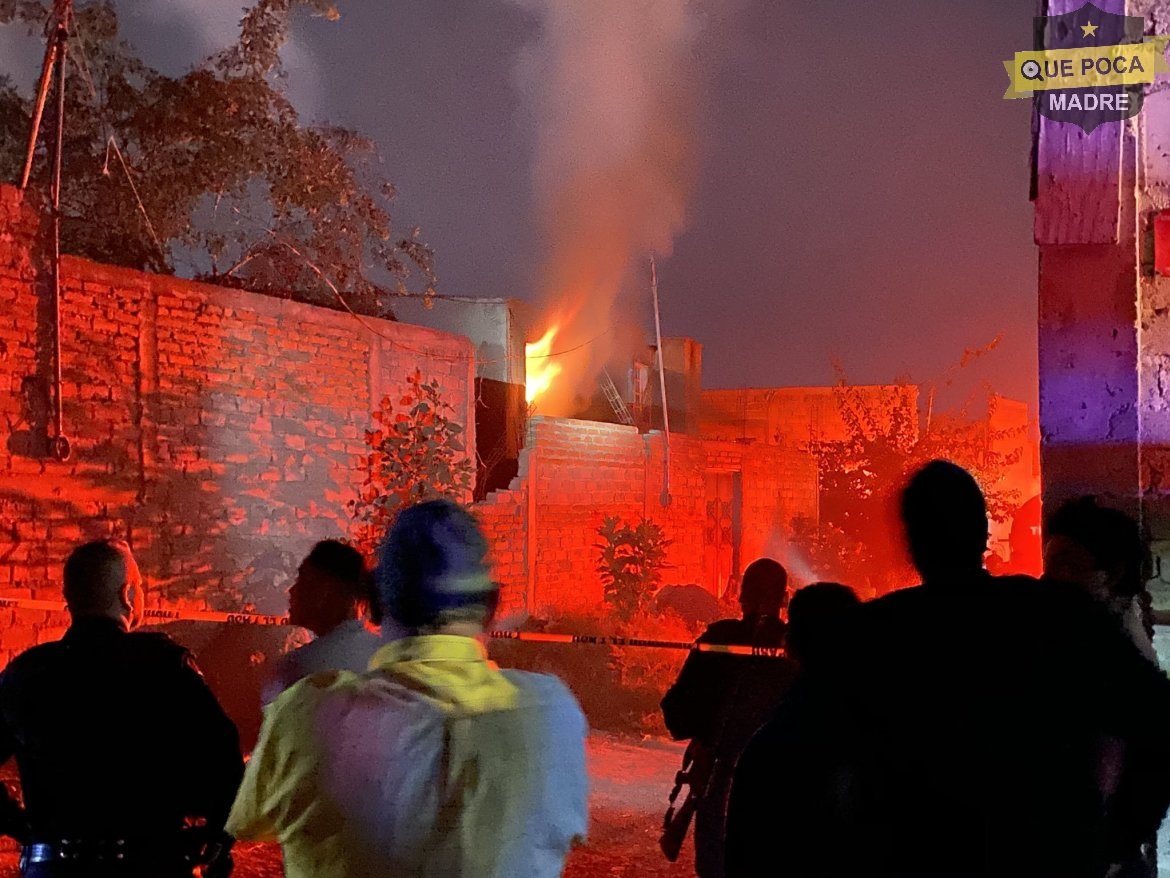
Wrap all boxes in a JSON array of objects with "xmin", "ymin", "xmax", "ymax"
[
  {"xmin": 349, "ymin": 371, "xmax": 474, "ymax": 558},
  {"xmin": 790, "ymin": 362, "xmax": 1026, "ymax": 597},
  {"xmin": 0, "ymin": 0, "xmax": 435, "ymax": 316},
  {"xmin": 596, "ymin": 516, "xmax": 671, "ymax": 620}
]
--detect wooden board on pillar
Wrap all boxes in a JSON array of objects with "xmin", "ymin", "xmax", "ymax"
[{"xmin": 1033, "ymin": 0, "xmax": 1123, "ymax": 245}]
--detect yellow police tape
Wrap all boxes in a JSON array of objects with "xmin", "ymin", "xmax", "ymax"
[{"xmin": 0, "ymin": 596, "xmax": 785, "ymax": 656}]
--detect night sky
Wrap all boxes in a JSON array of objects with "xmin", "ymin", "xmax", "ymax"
[{"xmin": 1, "ymin": 0, "xmax": 1039, "ymax": 406}]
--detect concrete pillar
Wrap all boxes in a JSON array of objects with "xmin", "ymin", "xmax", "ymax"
[
  {"xmin": 1037, "ymin": 0, "xmax": 1170, "ymax": 606},
  {"xmin": 1043, "ymin": 0, "xmax": 1170, "ymax": 573},
  {"xmin": 1139, "ymin": 84, "xmax": 1170, "ymax": 601},
  {"xmin": 1035, "ymin": 0, "xmax": 1136, "ymax": 515},
  {"xmin": 1037, "ymin": 117, "xmax": 1140, "ymax": 516},
  {"xmin": 1037, "ymin": 14, "xmax": 1170, "ymax": 872}
]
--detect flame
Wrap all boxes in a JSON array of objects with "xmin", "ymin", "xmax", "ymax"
[{"xmin": 525, "ymin": 326, "xmax": 563, "ymax": 405}]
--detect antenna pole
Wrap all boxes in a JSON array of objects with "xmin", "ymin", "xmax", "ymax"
[{"xmin": 651, "ymin": 256, "xmax": 671, "ymax": 506}]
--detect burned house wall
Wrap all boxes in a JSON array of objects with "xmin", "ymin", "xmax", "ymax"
[
  {"xmin": 474, "ymin": 416, "xmax": 818, "ymax": 615},
  {"xmin": 393, "ymin": 298, "xmax": 530, "ymax": 497},
  {"xmin": 0, "ymin": 183, "xmax": 476, "ymax": 741}
]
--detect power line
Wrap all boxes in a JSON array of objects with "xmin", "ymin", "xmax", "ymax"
[{"xmin": 40, "ymin": 17, "xmax": 615, "ymax": 373}]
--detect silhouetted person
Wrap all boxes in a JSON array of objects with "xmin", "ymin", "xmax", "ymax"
[
  {"xmin": 725, "ymin": 582, "xmax": 861, "ymax": 878},
  {"xmin": 782, "ymin": 582, "xmax": 861, "ymax": 670},
  {"xmin": 0, "ymin": 540, "xmax": 243, "ymax": 877},
  {"xmin": 1044, "ymin": 496, "xmax": 1160, "ymax": 877},
  {"xmin": 661, "ymin": 558, "xmax": 798, "ymax": 878},
  {"xmin": 726, "ymin": 460, "xmax": 1170, "ymax": 877},
  {"xmin": 1044, "ymin": 496, "xmax": 1156, "ymax": 661},
  {"xmin": 262, "ymin": 540, "xmax": 389, "ymax": 705},
  {"xmin": 662, "ymin": 558, "xmax": 790, "ymax": 745},
  {"xmin": 228, "ymin": 500, "xmax": 588, "ymax": 877}
]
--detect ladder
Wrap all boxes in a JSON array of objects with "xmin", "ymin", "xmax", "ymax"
[{"xmin": 601, "ymin": 370, "xmax": 634, "ymax": 425}]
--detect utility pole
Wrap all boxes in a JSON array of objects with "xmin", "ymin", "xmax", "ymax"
[{"xmin": 20, "ymin": 0, "xmax": 73, "ymax": 462}]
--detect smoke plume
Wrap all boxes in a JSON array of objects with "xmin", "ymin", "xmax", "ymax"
[{"xmin": 513, "ymin": 0, "xmax": 703, "ymax": 415}]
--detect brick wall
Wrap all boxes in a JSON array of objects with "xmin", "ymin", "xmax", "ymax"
[
  {"xmin": 0, "ymin": 184, "xmax": 476, "ymax": 669},
  {"xmin": 474, "ymin": 482, "xmax": 527, "ymax": 618},
  {"xmin": 700, "ymin": 386, "xmax": 919, "ymax": 448},
  {"xmin": 476, "ymin": 416, "xmax": 819, "ymax": 615}
]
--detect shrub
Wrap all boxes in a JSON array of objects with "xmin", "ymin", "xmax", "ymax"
[
  {"xmin": 349, "ymin": 370, "xmax": 474, "ymax": 557},
  {"xmin": 596, "ymin": 516, "xmax": 671, "ymax": 620}
]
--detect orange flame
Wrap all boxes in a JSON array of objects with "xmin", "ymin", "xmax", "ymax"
[{"xmin": 525, "ymin": 326, "xmax": 563, "ymax": 405}]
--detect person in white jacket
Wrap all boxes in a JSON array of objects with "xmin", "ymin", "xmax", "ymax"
[{"xmin": 262, "ymin": 540, "xmax": 385, "ymax": 705}]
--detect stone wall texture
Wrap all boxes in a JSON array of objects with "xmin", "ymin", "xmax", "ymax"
[
  {"xmin": 479, "ymin": 416, "xmax": 819, "ymax": 616},
  {"xmin": 0, "ymin": 183, "xmax": 476, "ymax": 669},
  {"xmin": 0, "ymin": 181, "xmax": 818, "ymax": 739}
]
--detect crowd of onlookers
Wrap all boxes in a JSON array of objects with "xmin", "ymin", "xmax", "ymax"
[
  {"xmin": 667, "ymin": 460, "xmax": 1170, "ymax": 878},
  {"xmin": 0, "ymin": 458, "xmax": 1167, "ymax": 878}
]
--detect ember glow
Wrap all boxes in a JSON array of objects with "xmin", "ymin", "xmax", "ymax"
[
  {"xmin": 525, "ymin": 326, "xmax": 563, "ymax": 405},
  {"xmin": 514, "ymin": 0, "xmax": 700, "ymax": 410}
]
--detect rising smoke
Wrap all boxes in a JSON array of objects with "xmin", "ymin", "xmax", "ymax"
[{"xmin": 512, "ymin": 0, "xmax": 704, "ymax": 416}]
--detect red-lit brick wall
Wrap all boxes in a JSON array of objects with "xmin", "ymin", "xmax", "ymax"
[
  {"xmin": 0, "ymin": 182, "xmax": 817, "ymax": 741},
  {"xmin": 0, "ymin": 184, "xmax": 476, "ymax": 671},
  {"xmin": 477, "ymin": 416, "xmax": 819, "ymax": 615}
]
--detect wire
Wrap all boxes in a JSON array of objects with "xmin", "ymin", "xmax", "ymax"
[
  {"xmin": 228, "ymin": 205, "xmax": 473, "ymax": 361},
  {"xmin": 59, "ymin": 16, "xmax": 614, "ymax": 373},
  {"xmin": 502, "ymin": 328, "xmax": 611, "ymax": 362},
  {"xmin": 104, "ymin": 137, "xmax": 167, "ymax": 265},
  {"xmin": 67, "ymin": 14, "xmax": 167, "ymax": 269},
  {"xmin": 227, "ymin": 207, "xmax": 613, "ymax": 366}
]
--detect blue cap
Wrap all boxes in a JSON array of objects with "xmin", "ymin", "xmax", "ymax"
[{"xmin": 375, "ymin": 499, "xmax": 496, "ymax": 628}]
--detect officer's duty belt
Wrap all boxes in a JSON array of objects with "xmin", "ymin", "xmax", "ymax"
[{"xmin": 21, "ymin": 839, "xmax": 194, "ymax": 866}]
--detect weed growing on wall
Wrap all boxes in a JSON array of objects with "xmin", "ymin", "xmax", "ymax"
[
  {"xmin": 349, "ymin": 370, "xmax": 474, "ymax": 557},
  {"xmin": 596, "ymin": 516, "xmax": 671, "ymax": 620}
]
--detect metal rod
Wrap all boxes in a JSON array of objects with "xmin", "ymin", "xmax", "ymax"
[
  {"xmin": 650, "ymin": 256, "xmax": 671, "ymax": 506},
  {"xmin": 19, "ymin": 40, "xmax": 59, "ymax": 190},
  {"xmin": 48, "ymin": 6, "xmax": 70, "ymax": 456},
  {"xmin": 50, "ymin": 6, "xmax": 69, "ymax": 444}
]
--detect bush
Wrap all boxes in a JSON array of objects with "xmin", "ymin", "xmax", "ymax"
[
  {"xmin": 349, "ymin": 370, "xmax": 474, "ymax": 557},
  {"xmin": 596, "ymin": 516, "xmax": 671, "ymax": 620}
]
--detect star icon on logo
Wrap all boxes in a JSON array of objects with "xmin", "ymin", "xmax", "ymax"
[{"xmin": 1081, "ymin": 20, "xmax": 1099, "ymax": 37}]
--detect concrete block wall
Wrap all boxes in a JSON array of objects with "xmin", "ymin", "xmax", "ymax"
[
  {"xmin": 0, "ymin": 183, "xmax": 476, "ymax": 667},
  {"xmin": 475, "ymin": 416, "xmax": 819, "ymax": 616}
]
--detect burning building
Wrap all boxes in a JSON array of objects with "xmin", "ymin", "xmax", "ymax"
[
  {"xmin": 400, "ymin": 294, "xmax": 822, "ymax": 608},
  {"xmin": 394, "ymin": 296, "xmax": 532, "ymax": 497}
]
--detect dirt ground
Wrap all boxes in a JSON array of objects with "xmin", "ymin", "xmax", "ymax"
[{"xmin": 0, "ymin": 733, "xmax": 696, "ymax": 878}]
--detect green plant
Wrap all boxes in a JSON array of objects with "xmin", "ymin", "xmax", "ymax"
[
  {"xmin": 349, "ymin": 370, "xmax": 474, "ymax": 557},
  {"xmin": 596, "ymin": 516, "xmax": 671, "ymax": 620}
]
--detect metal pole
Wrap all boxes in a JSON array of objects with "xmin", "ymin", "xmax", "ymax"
[
  {"xmin": 650, "ymin": 256, "xmax": 671, "ymax": 506},
  {"xmin": 19, "ymin": 39, "xmax": 59, "ymax": 190},
  {"xmin": 48, "ymin": 3, "xmax": 71, "ymax": 461}
]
